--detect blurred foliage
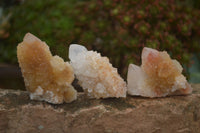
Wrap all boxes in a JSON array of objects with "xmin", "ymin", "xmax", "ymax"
[
  {"xmin": 1, "ymin": 0, "xmax": 79, "ymax": 64},
  {"xmin": 0, "ymin": 7, "xmax": 13, "ymax": 63},
  {"xmin": 72, "ymin": 0, "xmax": 200, "ymax": 77},
  {"xmin": 0, "ymin": 8, "xmax": 11, "ymax": 39},
  {"xmin": 1, "ymin": 0, "xmax": 200, "ymax": 78}
]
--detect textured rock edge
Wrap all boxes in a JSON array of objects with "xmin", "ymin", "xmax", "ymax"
[{"xmin": 0, "ymin": 84, "xmax": 200, "ymax": 133}]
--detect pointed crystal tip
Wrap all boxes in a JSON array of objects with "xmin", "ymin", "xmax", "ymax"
[
  {"xmin": 69, "ymin": 44, "xmax": 87, "ymax": 61},
  {"xmin": 23, "ymin": 33, "xmax": 41, "ymax": 44}
]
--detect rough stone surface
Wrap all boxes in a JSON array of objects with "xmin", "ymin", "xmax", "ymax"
[{"xmin": 0, "ymin": 84, "xmax": 200, "ymax": 133}]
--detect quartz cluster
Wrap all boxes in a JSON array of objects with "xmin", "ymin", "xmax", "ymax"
[
  {"xmin": 17, "ymin": 33, "xmax": 77, "ymax": 104},
  {"xmin": 127, "ymin": 47, "xmax": 192, "ymax": 97},
  {"xmin": 69, "ymin": 44, "xmax": 127, "ymax": 98},
  {"xmin": 17, "ymin": 33, "xmax": 193, "ymax": 104}
]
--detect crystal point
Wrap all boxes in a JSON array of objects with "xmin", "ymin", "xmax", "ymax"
[{"xmin": 69, "ymin": 44, "xmax": 87, "ymax": 61}]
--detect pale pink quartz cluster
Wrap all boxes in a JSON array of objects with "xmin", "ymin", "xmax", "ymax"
[
  {"xmin": 17, "ymin": 33, "xmax": 77, "ymax": 104},
  {"xmin": 69, "ymin": 44, "xmax": 127, "ymax": 98},
  {"xmin": 127, "ymin": 47, "xmax": 192, "ymax": 97}
]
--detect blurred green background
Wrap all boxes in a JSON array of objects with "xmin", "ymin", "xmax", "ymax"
[{"xmin": 0, "ymin": 0, "xmax": 200, "ymax": 90}]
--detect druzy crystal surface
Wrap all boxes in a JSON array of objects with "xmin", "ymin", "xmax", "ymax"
[
  {"xmin": 69, "ymin": 44, "xmax": 127, "ymax": 98},
  {"xmin": 127, "ymin": 47, "xmax": 192, "ymax": 97},
  {"xmin": 17, "ymin": 33, "xmax": 77, "ymax": 104}
]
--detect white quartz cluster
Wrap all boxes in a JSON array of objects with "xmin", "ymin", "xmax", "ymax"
[{"xmin": 69, "ymin": 44, "xmax": 127, "ymax": 98}]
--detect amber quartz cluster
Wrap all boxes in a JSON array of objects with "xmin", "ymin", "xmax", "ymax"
[
  {"xmin": 17, "ymin": 33, "xmax": 77, "ymax": 104},
  {"xmin": 127, "ymin": 47, "xmax": 192, "ymax": 97}
]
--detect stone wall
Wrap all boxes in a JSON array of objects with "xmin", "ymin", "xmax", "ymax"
[{"xmin": 0, "ymin": 84, "xmax": 200, "ymax": 133}]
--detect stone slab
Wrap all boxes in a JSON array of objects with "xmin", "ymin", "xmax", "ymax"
[{"xmin": 0, "ymin": 84, "xmax": 200, "ymax": 133}]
